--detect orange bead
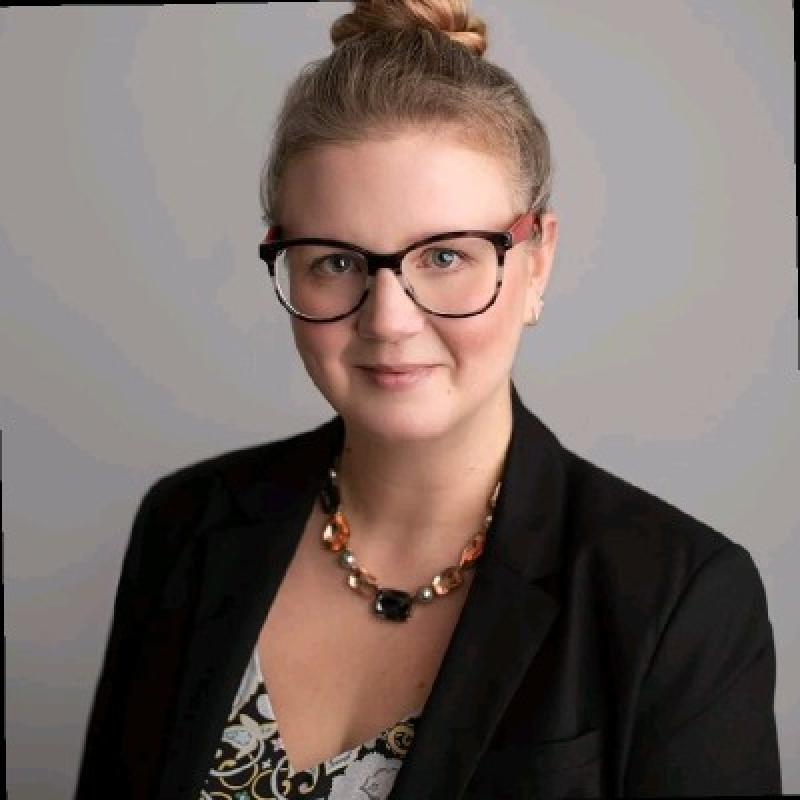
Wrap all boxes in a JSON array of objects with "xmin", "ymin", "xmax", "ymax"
[
  {"xmin": 329, "ymin": 511, "xmax": 350, "ymax": 551},
  {"xmin": 459, "ymin": 532, "xmax": 485, "ymax": 568},
  {"xmin": 432, "ymin": 566, "xmax": 463, "ymax": 596}
]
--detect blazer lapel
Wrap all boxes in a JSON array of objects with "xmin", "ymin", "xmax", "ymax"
[
  {"xmin": 154, "ymin": 423, "xmax": 340, "ymax": 798},
  {"xmin": 390, "ymin": 383, "xmax": 568, "ymax": 798},
  {"xmin": 389, "ymin": 566, "xmax": 559, "ymax": 799},
  {"xmin": 153, "ymin": 381, "xmax": 568, "ymax": 799}
]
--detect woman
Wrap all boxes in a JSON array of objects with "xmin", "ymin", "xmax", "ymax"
[{"xmin": 74, "ymin": 1, "xmax": 782, "ymax": 798}]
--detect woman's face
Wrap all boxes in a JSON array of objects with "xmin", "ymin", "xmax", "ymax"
[{"xmin": 278, "ymin": 130, "xmax": 557, "ymax": 443}]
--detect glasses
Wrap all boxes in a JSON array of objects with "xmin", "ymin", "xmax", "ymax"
[{"xmin": 258, "ymin": 210, "xmax": 540, "ymax": 323}]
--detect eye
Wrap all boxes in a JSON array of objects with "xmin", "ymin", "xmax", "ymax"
[
  {"xmin": 313, "ymin": 253, "xmax": 362, "ymax": 275},
  {"xmin": 424, "ymin": 248, "xmax": 465, "ymax": 269}
]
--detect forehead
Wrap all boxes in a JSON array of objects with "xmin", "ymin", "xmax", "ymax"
[{"xmin": 279, "ymin": 133, "xmax": 514, "ymax": 245}]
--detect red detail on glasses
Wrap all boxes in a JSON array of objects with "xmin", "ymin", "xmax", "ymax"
[
  {"xmin": 263, "ymin": 225, "xmax": 281, "ymax": 245},
  {"xmin": 508, "ymin": 210, "xmax": 540, "ymax": 245}
]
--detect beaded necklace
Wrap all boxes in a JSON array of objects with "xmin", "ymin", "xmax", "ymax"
[{"xmin": 319, "ymin": 456, "xmax": 501, "ymax": 622}]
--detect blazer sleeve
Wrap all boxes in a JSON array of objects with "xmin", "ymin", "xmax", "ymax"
[
  {"xmin": 73, "ymin": 477, "xmax": 170, "ymax": 798},
  {"xmin": 625, "ymin": 541, "xmax": 782, "ymax": 796}
]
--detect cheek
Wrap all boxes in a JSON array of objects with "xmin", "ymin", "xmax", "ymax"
[
  {"xmin": 437, "ymin": 313, "xmax": 521, "ymax": 379},
  {"xmin": 291, "ymin": 321, "xmax": 348, "ymax": 370},
  {"xmin": 456, "ymin": 279, "xmax": 524, "ymax": 351},
  {"xmin": 440, "ymin": 278, "xmax": 524, "ymax": 373}
]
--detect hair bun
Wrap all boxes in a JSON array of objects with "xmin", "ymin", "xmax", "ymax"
[{"xmin": 331, "ymin": 0, "xmax": 488, "ymax": 57}]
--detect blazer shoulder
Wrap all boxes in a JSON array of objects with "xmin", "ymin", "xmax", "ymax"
[
  {"xmin": 128, "ymin": 417, "xmax": 338, "ymax": 584},
  {"xmin": 559, "ymin": 450, "xmax": 774, "ymax": 699},
  {"xmin": 142, "ymin": 417, "xmax": 337, "ymax": 523},
  {"xmin": 564, "ymin": 449, "xmax": 746, "ymax": 592}
]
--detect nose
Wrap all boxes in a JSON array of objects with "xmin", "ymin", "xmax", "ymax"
[{"xmin": 356, "ymin": 265, "xmax": 426, "ymax": 339}]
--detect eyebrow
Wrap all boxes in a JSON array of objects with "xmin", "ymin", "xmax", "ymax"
[{"xmin": 282, "ymin": 225, "xmax": 473, "ymax": 244}]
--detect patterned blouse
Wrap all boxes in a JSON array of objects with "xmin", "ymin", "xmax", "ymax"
[{"xmin": 198, "ymin": 643, "xmax": 424, "ymax": 800}]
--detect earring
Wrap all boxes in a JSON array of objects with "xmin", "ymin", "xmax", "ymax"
[{"xmin": 526, "ymin": 295, "xmax": 545, "ymax": 326}]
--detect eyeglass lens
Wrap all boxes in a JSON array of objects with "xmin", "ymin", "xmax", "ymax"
[{"xmin": 273, "ymin": 237, "xmax": 499, "ymax": 319}]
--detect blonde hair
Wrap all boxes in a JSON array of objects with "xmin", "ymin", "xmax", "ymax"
[{"xmin": 259, "ymin": 0, "xmax": 553, "ymax": 243}]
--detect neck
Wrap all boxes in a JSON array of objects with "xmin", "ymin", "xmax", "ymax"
[{"xmin": 332, "ymin": 383, "xmax": 513, "ymax": 571}]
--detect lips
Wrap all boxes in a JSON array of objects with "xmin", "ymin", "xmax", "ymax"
[
  {"xmin": 359, "ymin": 365, "xmax": 436, "ymax": 389},
  {"xmin": 360, "ymin": 365, "xmax": 433, "ymax": 373}
]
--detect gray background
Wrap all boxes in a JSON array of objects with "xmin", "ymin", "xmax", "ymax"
[{"xmin": 2, "ymin": 2, "xmax": 795, "ymax": 796}]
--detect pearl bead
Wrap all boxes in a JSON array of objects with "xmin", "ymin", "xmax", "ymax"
[{"xmin": 415, "ymin": 586, "xmax": 435, "ymax": 603}]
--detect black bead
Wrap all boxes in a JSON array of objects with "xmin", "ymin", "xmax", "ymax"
[
  {"xmin": 320, "ymin": 480, "xmax": 340, "ymax": 514},
  {"xmin": 374, "ymin": 588, "xmax": 413, "ymax": 622}
]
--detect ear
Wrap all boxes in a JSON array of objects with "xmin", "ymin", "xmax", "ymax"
[{"xmin": 523, "ymin": 211, "xmax": 558, "ymax": 318}]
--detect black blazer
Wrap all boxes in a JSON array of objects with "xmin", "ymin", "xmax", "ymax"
[{"xmin": 74, "ymin": 382, "xmax": 782, "ymax": 798}]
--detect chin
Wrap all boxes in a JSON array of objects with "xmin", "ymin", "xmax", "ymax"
[
  {"xmin": 351, "ymin": 415, "xmax": 453, "ymax": 444},
  {"xmin": 334, "ymin": 392, "xmax": 456, "ymax": 443}
]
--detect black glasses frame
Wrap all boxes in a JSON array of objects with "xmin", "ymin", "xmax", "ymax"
[{"xmin": 258, "ymin": 210, "xmax": 540, "ymax": 323}]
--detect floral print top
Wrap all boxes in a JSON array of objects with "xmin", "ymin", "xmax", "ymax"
[{"xmin": 198, "ymin": 642, "xmax": 424, "ymax": 800}]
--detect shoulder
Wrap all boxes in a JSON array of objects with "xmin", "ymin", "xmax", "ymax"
[
  {"xmin": 567, "ymin": 448, "xmax": 739, "ymax": 568},
  {"xmin": 560, "ymin": 449, "xmax": 768, "ymax": 636},
  {"xmin": 140, "ymin": 418, "xmax": 336, "ymax": 527},
  {"xmin": 128, "ymin": 417, "xmax": 338, "ymax": 577}
]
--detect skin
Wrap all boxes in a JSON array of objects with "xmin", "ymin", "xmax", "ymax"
[{"xmin": 278, "ymin": 130, "xmax": 558, "ymax": 574}]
